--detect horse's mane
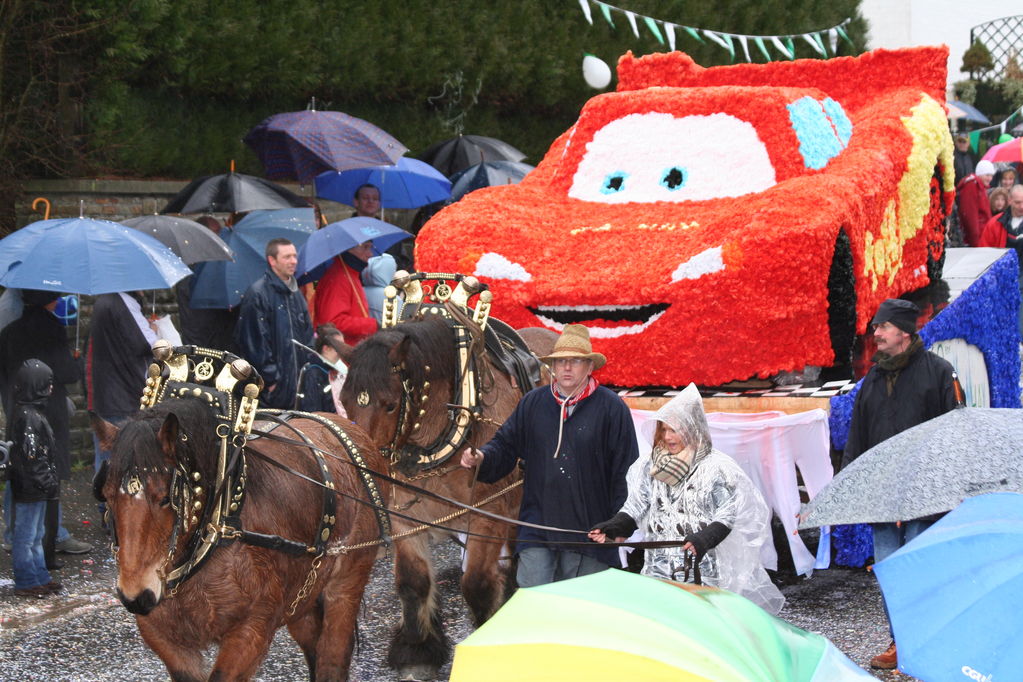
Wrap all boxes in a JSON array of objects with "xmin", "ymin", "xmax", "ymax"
[
  {"xmin": 108, "ymin": 398, "xmax": 222, "ymax": 484},
  {"xmin": 347, "ymin": 316, "xmax": 458, "ymax": 395}
]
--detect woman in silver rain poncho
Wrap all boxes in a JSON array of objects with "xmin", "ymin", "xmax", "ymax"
[{"xmin": 589, "ymin": 383, "xmax": 784, "ymax": 614}]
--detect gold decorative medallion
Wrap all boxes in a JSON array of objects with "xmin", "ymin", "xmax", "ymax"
[
  {"xmin": 125, "ymin": 476, "xmax": 143, "ymax": 495},
  {"xmin": 194, "ymin": 359, "xmax": 215, "ymax": 381},
  {"xmin": 357, "ymin": 391, "xmax": 370, "ymax": 407}
]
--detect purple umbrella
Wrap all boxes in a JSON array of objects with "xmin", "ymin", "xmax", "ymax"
[{"xmin": 244, "ymin": 104, "xmax": 408, "ymax": 183}]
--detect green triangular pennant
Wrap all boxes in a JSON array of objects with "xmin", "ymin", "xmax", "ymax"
[
  {"xmin": 785, "ymin": 37, "xmax": 795, "ymax": 59},
  {"xmin": 598, "ymin": 2, "xmax": 615, "ymax": 28},
  {"xmin": 754, "ymin": 36, "xmax": 771, "ymax": 61},
  {"xmin": 683, "ymin": 25, "xmax": 704, "ymax": 44},
  {"xmin": 644, "ymin": 17, "xmax": 665, "ymax": 45},
  {"xmin": 835, "ymin": 24, "xmax": 853, "ymax": 47}
]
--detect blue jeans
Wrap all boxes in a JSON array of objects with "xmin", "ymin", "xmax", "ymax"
[
  {"xmin": 4, "ymin": 484, "xmax": 70, "ymax": 545},
  {"xmin": 873, "ymin": 520, "xmax": 933, "ymax": 637},
  {"xmin": 12, "ymin": 501, "xmax": 51, "ymax": 590},
  {"xmin": 93, "ymin": 415, "xmax": 129, "ymax": 472},
  {"xmin": 871, "ymin": 520, "xmax": 933, "ymax": 563},
  {"xmin": 517, "ymin": 547, "xmax": 609, "ymax": 588}
]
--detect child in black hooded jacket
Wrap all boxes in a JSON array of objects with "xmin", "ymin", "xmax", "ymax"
[{"xmin": 8, "ymin": 359, "xmax": 61, "ymax": 598}]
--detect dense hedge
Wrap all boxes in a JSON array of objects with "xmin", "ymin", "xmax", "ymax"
[{"xmin": 7, "ymin": 1, "xmax": 866, "ymax": 180}]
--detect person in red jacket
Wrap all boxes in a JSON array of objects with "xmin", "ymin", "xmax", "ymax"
[
  {"xmin": 956, "ymin": 159, "xmax": 995, "ymax": 246},
  {"xmin": 312, "ymin": 240, "xmax": 378, "ymax": 345}
]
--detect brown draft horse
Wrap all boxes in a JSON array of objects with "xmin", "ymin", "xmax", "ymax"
[
  {"xmin": 95, "ymin": 398, "xmax": 389, "ymax": 682},
  {"xmin": 339, "ymin": 314, "xmax": 555, "ymax": 681}
]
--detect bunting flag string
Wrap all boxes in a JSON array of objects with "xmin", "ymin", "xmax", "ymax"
[{"xmin": 578, "ymin": 0, "xmax": 853, "ymax": 62}]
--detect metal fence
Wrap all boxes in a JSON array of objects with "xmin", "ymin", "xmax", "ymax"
[{"xmin": 970, "ymin": 15, "xmax": 1023, "ymax": 77}]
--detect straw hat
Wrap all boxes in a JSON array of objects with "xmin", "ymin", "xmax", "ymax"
[{"xmin": 539, "ymin": 324, "xmax": 606, "ymax": 370}]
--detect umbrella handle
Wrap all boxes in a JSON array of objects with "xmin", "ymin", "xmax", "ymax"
[{"xmin": 31, "ymin": 197, "xmax": 51, "ymax": 220}]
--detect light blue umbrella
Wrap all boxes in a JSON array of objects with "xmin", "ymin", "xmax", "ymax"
[
  {"xmin": 874, "ymin": 492, "xmax": 1023, "ymax": 681},
  {"xmin": 0, "ymin": 218, "xmax": 190, "ymax": 294},
  {"xmin": 189, "ymin": 208, "xmax": 317, "ymax": 308},
  {"xmin": 296, "ymin": 217, "xmax": 411, "ymax": 284},
  {"xmin": 314, "ymin": 158, "xmax": 451, "ymax": 209}
]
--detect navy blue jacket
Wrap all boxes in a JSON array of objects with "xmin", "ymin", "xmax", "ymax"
[
  {"xmin": 234, "ymin": 271, "xmax": 313, "ymax": 409},
  {"xmin": 479, "ymin": 385, "xmax": 638, "ymax": 565}
]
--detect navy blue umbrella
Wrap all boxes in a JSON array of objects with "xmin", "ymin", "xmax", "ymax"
[
  {"xmin": 315, "ymin": 158, "xmax": 451, "ymax": 209},
  {"xmin": 190, "ymin": 208, "xmax": 317, "ymax": 308},
  {"xmin": 244, "ymin": 107, "xmax": 407, "ymax": 183},
  {"xmin": 296, "ymin": 217, "xmax": 412, "ymax": 285},
  {"xmin": 0, "ymin": 218, "xmax": 191, "ymax": 294},
  {"xmin": 449, "ymin": 160, "xmax": 535, "ymax": 201}
]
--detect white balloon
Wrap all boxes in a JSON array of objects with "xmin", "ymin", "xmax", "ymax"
[{"xmin": 582, "ymin": 55, "xmax": 612, "ymax": 89}]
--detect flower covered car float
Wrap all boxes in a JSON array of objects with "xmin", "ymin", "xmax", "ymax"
[{"xmin": 416, "ymin": 47, "xmax": 955, "ymax": 387}]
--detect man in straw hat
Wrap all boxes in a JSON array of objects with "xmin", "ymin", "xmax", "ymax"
[{"xmin": 461, "ymin": 324, "xmax": 638, "ymax": 587}]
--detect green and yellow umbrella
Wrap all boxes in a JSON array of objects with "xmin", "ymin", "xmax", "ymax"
[{"xmin": 451, "ymin": 570, "xmax": 869, "ymax": 681}]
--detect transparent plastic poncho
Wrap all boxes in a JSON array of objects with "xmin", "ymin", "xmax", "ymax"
[{"xmin": 621, "ymin": 384, "xmax": 785, "ymax": 614}]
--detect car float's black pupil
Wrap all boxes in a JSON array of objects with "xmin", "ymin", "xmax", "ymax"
[
  {"xmin": 664, "ymin": 167, "xmax": 685, "ymax": 189},
  {"xmin": 606, "ymin": 176, "xmax": 624, "ymax": 191}
]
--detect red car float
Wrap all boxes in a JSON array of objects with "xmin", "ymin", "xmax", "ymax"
[{"xmin": 416, "ymin": 47, "xmax": 955, "ymax": 387}]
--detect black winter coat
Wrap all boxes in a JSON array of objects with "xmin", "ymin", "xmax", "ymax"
[
  {"xmin": 297, "ymin": 360, "xmax": 337, "ymax": 413},
  {"xmin": 0, "ymin": 305, "xmax": 78, "ymax": 479},
  {"xmin": 87, "ymin": 293, "xmax": 153, "ymax": 419},
  {"xmin": 233, "ymin": 271, "xmax": 314, "ymax": 409},
  {"xmin": 9, "ymin": 360, "xmax": 59, "ymax": 502},
  {"xmin": 841, "ymin": 346, "xmax": 957, "ymax": 470}
]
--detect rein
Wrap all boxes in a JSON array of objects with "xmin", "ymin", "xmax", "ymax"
[{"xmin": 249, "ymin": 426, "xmax": 692, "ymax": 552}]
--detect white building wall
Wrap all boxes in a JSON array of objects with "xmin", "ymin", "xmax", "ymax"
[{"xmin": 859, "ymin": 0, "xmax": 1017, "ymax": 91}]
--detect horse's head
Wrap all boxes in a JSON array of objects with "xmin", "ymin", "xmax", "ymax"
[
  {"xmin": 96, "ymin": 401, "xmax": 215, "ymax": 615},
  {"xmin": 341, "ymin": 319, "xmax": 456, "ymax": 473}
]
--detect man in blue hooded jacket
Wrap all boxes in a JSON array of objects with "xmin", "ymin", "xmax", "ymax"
[{"xmin": 234, "ymin": 238, "xmax": 314, "ymax": 409}]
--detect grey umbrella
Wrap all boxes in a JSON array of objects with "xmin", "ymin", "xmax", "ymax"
[
  {"xmin": 120, "ymin": 215, "xmax": 233, "ymax": 265},
  {"xmin": 800, "ymin": 408, "xmax": 1023, "ymax": 528}
]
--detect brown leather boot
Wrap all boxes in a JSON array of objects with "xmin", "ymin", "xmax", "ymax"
[{"xmin": 870, "ymin": 640, "xmax": 898, "ymax": 669}]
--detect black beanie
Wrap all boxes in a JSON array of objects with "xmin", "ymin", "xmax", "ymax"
[
  {"xmin": 22, "ymin": 289, "xmax": 61, "ymax": 307},
  {"xmin": 871, "ymin": 298, "xmax": 920, "ymax": 334}
]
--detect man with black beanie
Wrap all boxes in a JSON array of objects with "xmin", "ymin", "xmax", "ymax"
[{"xmin": 841, "ymin": 297, "xmax": 958, "ymax": 669}]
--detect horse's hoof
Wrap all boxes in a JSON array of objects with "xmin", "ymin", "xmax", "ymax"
[{"xmin": 398, "ymin": 664, "xmax": 437, "ymax": 681}]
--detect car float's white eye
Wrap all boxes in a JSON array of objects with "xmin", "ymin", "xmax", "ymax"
[
  {"xmin": 474, "ymin": 252, "xmax": 532, "ymax": 282},
  {"xmin": 671, "ymin": 246, "xmax": 725, "ymax": 283},
  {"xmin": 569, "ymin": 112, "xmax": 777, "ymax": 203}
]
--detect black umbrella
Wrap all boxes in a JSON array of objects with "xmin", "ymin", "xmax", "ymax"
[
  {"xmin": 162, "ymin": 171, "xmax": 309, "ymax": 214},
  {"xmin": 418, "ymin": 134, "xmax": 526, "ymax": 177},
  {"xmin": 449, "ymin": 160, "xmax": 535, "ymax": 201},
  {"xmin": 120, "ymin": 215, "xmax": 233, "ymax": 265}
]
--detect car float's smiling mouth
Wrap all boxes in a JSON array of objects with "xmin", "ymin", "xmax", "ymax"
[{"xmin": 527, "ymin": 304, "xmax": 669, "ymax": 338}]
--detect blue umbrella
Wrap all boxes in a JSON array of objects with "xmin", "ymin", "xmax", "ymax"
[
  {"xmin": 946, "ymin": 100, "xmax": 990, "ymax": 125},
  {"xmin": 874, "ymin": 492, "xmax": 1023, "ymax": 681},
  {"xmin": 190, "ymin": 208, "xmax": 317, "ymax": 308},
  {"xmin": 244, "ymin": 107, "xmax": 408, "ymax": 183},
  {"xmin": 0, "ymin": 218, "xmax": 190, "ymax": 294},
  {"xmin": 296, "ymin": 217, "xmax": 412, "ymax": 284},
  {"xmin": 314, "ymin": 158, "xmax": 451, "ymax": 209},
  {"xmin": 449, "ymin": 160, "xmax": 535, "ymax": 201}
]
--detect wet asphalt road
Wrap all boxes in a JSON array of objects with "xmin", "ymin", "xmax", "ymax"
[{"xmin": 0, "ymin": 470, "xmax": 912, "ymax": 680}]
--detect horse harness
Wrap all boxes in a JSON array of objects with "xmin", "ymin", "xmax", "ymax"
[
  {"xmin": 125, "ymin": 344, "xmax": 389, "ymax": 602},
  {"xmin": 378, "ymin": 272, "xmax": 542, "ymax": 475}
]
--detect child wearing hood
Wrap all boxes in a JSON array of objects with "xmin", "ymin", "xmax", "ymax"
[
  {"xmin": 589, "ymin": 384, "xmax": 784, "ymax": 614},
  {"xmin": 8, "ymin": 359, "xmax": 61, "ymax": 598}
]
